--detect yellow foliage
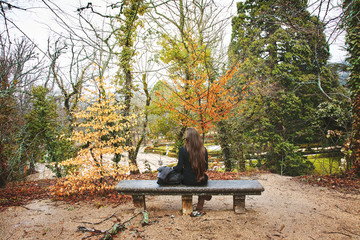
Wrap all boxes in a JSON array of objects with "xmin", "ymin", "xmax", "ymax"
[{"xmin": 51, "ymin": 77, "xmax": 138, "ymax": 197}]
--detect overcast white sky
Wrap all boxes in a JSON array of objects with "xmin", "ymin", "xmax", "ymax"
[{"xmin": 3, "ymin": 0, "xmax": 347, "ymax": 63}]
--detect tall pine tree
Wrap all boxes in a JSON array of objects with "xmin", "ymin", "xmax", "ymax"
[
  {"xmin": 343, "ymin": 0, "xmax": 360, "ymax": 175},
  {"xmin": 227, "ymin": 0, "xmax": 341, "ymax": 175}
]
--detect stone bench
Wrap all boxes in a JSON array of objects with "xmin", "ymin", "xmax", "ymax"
[{"xmin": 115, "ymin": 180, "xmax": 264, "ymax": 215}]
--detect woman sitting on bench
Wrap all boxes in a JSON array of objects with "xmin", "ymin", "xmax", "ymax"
[{"xmin": 173, "ymin": 127, "xmax": 212, "ymax": 210}]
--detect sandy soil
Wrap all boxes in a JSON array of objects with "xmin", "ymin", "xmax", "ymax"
[{"xmin": 1, "ymin": 173, "xmax": 359, "ymax": 240}]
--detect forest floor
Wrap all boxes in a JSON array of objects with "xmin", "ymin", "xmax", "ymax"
[{"xmin": 1, "ymin": 170, "xmax": 360, "ymax": 240}]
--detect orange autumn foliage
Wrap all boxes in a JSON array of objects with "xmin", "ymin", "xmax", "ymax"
[{"xmin": 156, "ymin": 35, "xmax": 243, "ymax": 134}]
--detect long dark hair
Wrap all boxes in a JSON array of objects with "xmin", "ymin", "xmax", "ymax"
[{"xmin": 185, "ymin": 128, "xmax": 206, "ymax": 182}]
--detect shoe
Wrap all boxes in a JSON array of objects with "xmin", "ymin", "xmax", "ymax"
[{"xmin": 190, "ymin": 211, "xmax": 206, "ymax": 217}]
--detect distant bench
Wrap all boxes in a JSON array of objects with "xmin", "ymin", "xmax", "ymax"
[{"xmin": 115, "ymin": 180, "xmax": 265, "ymax": 215}]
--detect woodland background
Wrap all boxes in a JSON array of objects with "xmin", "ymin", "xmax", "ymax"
[{"xmin": 0, "ymin": 0, "xmax": 360, "ymax": 198}]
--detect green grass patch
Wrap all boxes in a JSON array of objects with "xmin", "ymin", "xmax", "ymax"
[
  {"xmin": 144, "ymin": 145, "xmax": 177, "ymax": 158},
  {"xmin": 306, "ymin": 153, "xmax": 343, "ymax": 175},
  {"xmin": 145, "ymin": 144, "xmax": 345, "ymax": 176},
  {"xmin": 208, "ymin": 158, "xmax": 260, "ymax": 172}
]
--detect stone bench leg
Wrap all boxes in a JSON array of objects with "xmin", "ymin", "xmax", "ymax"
[
  {"xmin": 132, "ymin": 195, "xmax": 146, "ymax": 210},
  {"xmin": 182, "ymin": 195, "xmax": 193, "ymax": 215},
  {"xmin": 233, "ymin": 195, "xmax": 246, "ymax": 214}
]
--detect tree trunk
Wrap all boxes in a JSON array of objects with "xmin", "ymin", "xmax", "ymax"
[
  {"xmin": 350, "ymin": 95, "xmax": 360, "ymax": 175},
  {"xmin": 0, "ymin": 142, "xmax": 7, "ymax": 187},
  {"xmin": 133, "ymin": 74, "xmax": 151, "ymax": 162},
  {"xmin": 217, "ymin": 120, "xmax": 232, "ymax": 171},
  {"xmin": 238, "ymin": 149, "xmax": 246, "ymax": 172},
  {"xmin": 123, "ymin": 68, "xmax": 139, "ymax": 174},
  {"xmin": 28, "ymin": 159, "xmax": 36, "ymax": 175},
  {"xmin": 175, "ymin": 126, "xmax": 187, "ymax": 151}
]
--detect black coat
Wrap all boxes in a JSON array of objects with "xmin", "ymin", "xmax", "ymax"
[{"xmin": 173, "ymin": 146, "xmax": 208, "ymax": 186}]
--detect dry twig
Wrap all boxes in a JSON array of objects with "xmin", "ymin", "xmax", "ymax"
[
  {"xmin": 78, "ymin": 212, "xmax": 118, "ymax": 225},
  {"xmin": 324, "ymin": 231, "xmax": 352, "ymax": 237},
  {"xmin": 343, "ymin": 227, "xmax": 360, "ymax": 237}
]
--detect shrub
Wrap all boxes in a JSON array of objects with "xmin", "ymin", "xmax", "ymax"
[{"xmin": 266, "ymin": 141, "xmax": 314, "ymax": 176}]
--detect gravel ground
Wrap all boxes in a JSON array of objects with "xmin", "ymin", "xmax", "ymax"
[{"xmin": 1, "ymin": 173, "xmax": 359, "ymax": 240}]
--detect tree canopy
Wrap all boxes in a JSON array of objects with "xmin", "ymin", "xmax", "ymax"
[{"xmin": 0, "ymin": 0, "xmax": 357, "ymax": 187}]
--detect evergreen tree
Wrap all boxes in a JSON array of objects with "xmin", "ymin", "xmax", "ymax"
[
  {"xmin": 227, "ymin": 0, "xmax": 342, "ymax": 175},
  {"xmin": 25, "ymin": 86, "xmax": 74, "ymax": 177},
  {"xmin": 343, "ymin": 0, "xmax": 360, "ymax": 175}
]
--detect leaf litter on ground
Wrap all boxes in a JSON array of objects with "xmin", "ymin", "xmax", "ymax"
[
  {"xmin": 295, "ymin": 171, "xmax": 360, "ymax": 194},
  {"xmin": 1, "ymin": 170, "xmax": 359, "ymax": 212}
]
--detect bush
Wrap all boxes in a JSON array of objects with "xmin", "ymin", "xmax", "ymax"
[{"xmin": 266, "ymin": 141, "xmax": 314, "ymax": 176}]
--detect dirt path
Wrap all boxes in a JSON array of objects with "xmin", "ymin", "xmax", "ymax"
[{"xmin": 1, "ymin": 173, "xmax": 359, "ymax": 240}]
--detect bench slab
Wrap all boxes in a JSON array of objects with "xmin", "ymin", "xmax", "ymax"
[
  {"xmin": 115, "ymin": 180, "xmax": 264, "ymax": 215},
  {"xmin": 116, "ymin": 180, "xmax": 264, "ymax": 195}
]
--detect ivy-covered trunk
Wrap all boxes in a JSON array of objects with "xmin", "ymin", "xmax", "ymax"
[{"xmin": 115, "ymin": 0, "xmax": 146, "ymax": 174}]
